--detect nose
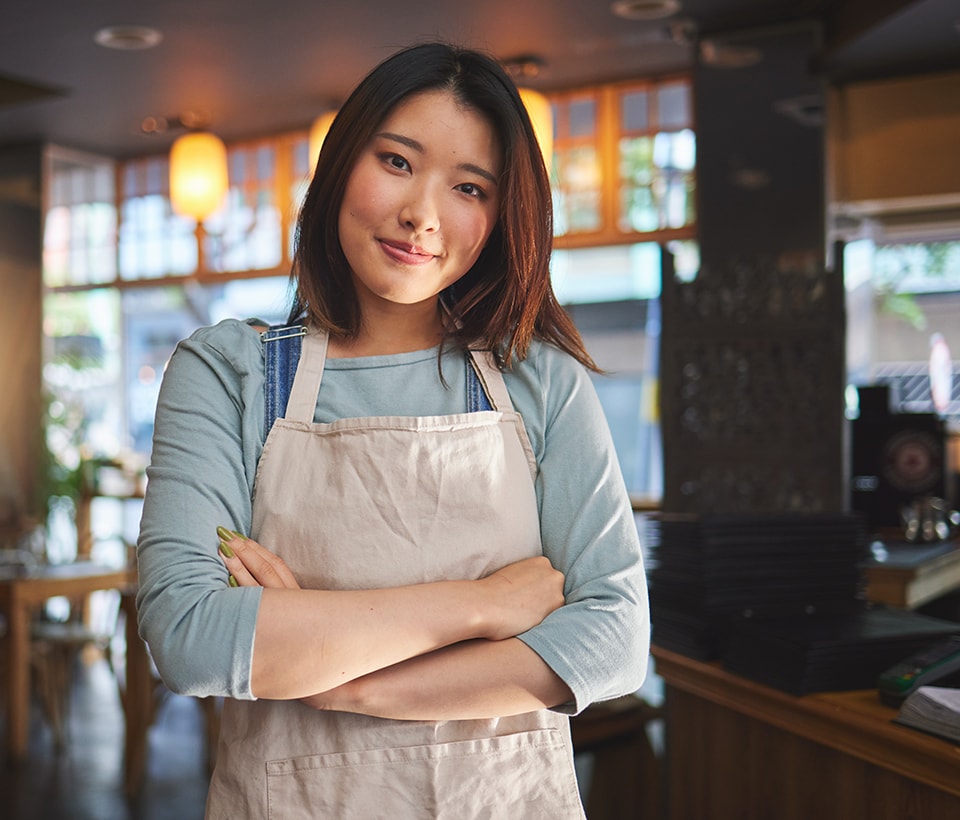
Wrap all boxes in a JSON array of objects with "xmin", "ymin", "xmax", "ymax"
[{"xmin": 398, "ymin": 182, "xmax": 440, "ymax": 234}]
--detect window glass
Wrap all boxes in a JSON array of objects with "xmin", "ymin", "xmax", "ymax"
[
  {"xmin": 119, "ymin": 194, "xmax": 197, "ymax": 278},
  {"xmin": 622, "ymin": 90, "xmax": 649, "ymax": 132},
  {"xmin": 845, "ymin": 238, "xmax": 960, "ymax": 424},
  {"xmin": 619, "ymin": 136, "xmax": 657, "ymax": 233},
  {"xmin": 552, "ymin": 242, "xmax": 662, "ymax": 304},
  {"xmin": 43, "ymin": 153, "xmax": 117, "ymax": 287},
  {"xmin": 289, "ymin": 136, "xmax": 312, "ymax": 256},
  {"xmin": 43, "ymin": 288, "xmax": 124, "ymax": 463},
  {"xmin": 122, "ymin": 278, "xmax": 292, "ymax": 455},
  {"xmin": 554, "ymin": 145, "xmax": 602, "ymax": 235},
  {"xmin": 203, "ymin": 144, "xmax": 283, "ymax": 273},
  {"xmin": 657, "ymin": 81, "xmax": 691, "ymax": 128},
  {"xmin": 873, "ymin": 241, "xmax": 960, "ymax": 293},
  {"xmin": 591, "ymin": 371, "xmax": 662, "ymax": 501},
  {"xmin": 568, "ymin": 98, "xmax": 596, "ymax": 138}
]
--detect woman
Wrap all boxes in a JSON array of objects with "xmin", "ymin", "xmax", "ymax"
[{"xmin": 137, "ymin": 41, "xmax": 649, "ymax": 818}]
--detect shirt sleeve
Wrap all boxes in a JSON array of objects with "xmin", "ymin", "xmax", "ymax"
[
  {"xmin": 135, "ymin": 319, "xmax": 265, "ymax": 699},
  {"xmin": 511, "ymin": 343, "xmax": 651, "ymax": 714}
]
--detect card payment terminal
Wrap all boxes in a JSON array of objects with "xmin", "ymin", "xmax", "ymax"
[{"xmin": 877, "ymin": 634, "xmax": 960, "ymax": 707}]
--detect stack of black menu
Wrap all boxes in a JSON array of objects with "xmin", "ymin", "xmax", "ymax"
[
  {"xmin": 723, "ymin": 607, "xmax": 960, "ymax": 695},
  {"xmin": 645, "ymin": 512, "xmax": 869, "ymax": 661}
]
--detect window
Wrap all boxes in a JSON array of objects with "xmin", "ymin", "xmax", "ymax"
[
  {"xmin": 119, "ymin": 156, "xmax": 197, "ymax": 279},
  {"xmin": 845, "ymin": 235, "xmax": 960, "ymax": 424},
  {"xmin": 551, "ymin": 76, "xmax": 695, "ymax": 248},
  {"xmin": 43, "ymin": 147, "xmax": 118, "ymax": 287},
  {"xmin": 555, "ymin": 240, "xmax": 699, "ymax": 503},
  {"xmin": 42, "ymin": 141, "xmax": 296, "ymax": 556},
  {"xmin": 119, "ymin": 136, "xmax": 305, "ymax": 281}
]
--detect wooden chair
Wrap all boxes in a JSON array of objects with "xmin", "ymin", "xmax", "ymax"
[
  {"xmin": 0, "ymin": 518, "xmax": 124, "ymax": 751},
  {"xmin": 29, "ymin": 587, "xmax": 122, "ymax": 749}
]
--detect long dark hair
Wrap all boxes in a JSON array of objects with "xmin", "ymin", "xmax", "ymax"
[{"xmin": 289, "ymin": 41, "xmax": 597, "ymax": 371}]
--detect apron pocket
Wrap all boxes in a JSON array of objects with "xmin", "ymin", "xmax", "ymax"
[{"xmin": 265, "ymin": 727, "xmax": 584, "ymax": 820}]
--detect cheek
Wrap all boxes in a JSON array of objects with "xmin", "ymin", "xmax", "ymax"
[
  {"xmin": 341, "ymin": 165, "xmax": 385, "ymax": 225},
  {"xmin": 453, "ymin": 209, "xmax": 497, "ymax": 257}
]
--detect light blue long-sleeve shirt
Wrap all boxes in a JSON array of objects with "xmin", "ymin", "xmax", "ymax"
[{"xmin": 136, "ymin": 318, "xmax": 649, "ymax": 713}]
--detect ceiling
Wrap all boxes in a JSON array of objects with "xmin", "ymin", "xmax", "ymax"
[{"xmin": 0, "ymin": 0, "xmax": 957, "ymax": 160}]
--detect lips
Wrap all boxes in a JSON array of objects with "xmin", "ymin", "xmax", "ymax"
[{"xmin": 379, "ymin": 238, "xmax": 436, "ymax": 265}]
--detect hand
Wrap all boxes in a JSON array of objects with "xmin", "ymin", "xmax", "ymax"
[
  {"xmin": 216, "ymin": 527, "xmax": 301, "ymax": 590},
  {"xmin": 479, "ymin": 555, "xmax": 565, "ymax": 641}
]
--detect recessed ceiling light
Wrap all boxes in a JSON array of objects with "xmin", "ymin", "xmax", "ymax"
[
  {"xmin": 502, "ymin": 54, "xmax": 547, "ymax": 80},
  {"xmin": 611, "ymin": 0, "xmax": 681, "ymax": 21},
  {"xmin": 699, "ymin": 39, "xmax": 763, "ymax": 69},
  {"xmin": 730, "ymin": 168, "xmax": 770, "ymax": 191},
  {"xmin": 94, "ymin": 25, "xmax": 163, "ymax": 51}
]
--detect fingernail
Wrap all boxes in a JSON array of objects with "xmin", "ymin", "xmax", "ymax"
[
  {"xmin": 218, "ymin": 540, "xmax": 234, "ymax": 558},
  {"xmin": 228, "ymin": 574, "xmax": 239, "ymax": 587},
  {"xmin": 232, "ymin": 530, "xmax": 246, "ymax": 540},
  {"xmin": 216, "ymin": 525, "xmax": 235, "ymax": 541}
]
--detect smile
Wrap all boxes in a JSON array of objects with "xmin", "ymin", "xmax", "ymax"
[{"xmin": 379, "ymin": 239, "xmax": 436, "ymax": 265}]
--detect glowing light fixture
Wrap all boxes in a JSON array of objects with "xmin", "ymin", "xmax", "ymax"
[
  {"xmin": 518, "ymin": 88, "xmax": 554, "ymax": 174},
  {"xmin": 169, "ymin": 131, "xmax": 229, "ymax": 221},
  {"xmin": 309, "ymin": 110, "xmax": 338, "ymax": 173}
]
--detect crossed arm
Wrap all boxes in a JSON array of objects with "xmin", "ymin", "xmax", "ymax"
[{"xmin": 218, "ymin": 530, "xmax": 574, "ymax": 720}]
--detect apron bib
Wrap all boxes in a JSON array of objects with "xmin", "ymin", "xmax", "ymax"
[{"xmin": 205, "ymin": 328, "xmax": 585, "ymax": 819}]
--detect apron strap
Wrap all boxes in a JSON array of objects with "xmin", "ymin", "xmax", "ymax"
[
  {"xmin": 465, "ymin": 353, "xmax": 493, "ymax": 412},
  {"xmin": 467, "ymin": 349, "xmax": 515, "ymax": 413},
  {"xmin": 468, "ymin": 349, "xmax": 537, "ymax": 478},
  {"xmin": 262, "ymin": 324, "xmax": 307, "ymax": 437},
  {"xmin": 285, "ymin": 327, "xmax": 329, "ymax": 423}
]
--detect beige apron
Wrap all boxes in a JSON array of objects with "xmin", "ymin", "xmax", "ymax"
[{"xmin": 205, "ymin": 328, "xmax": 585, "ymax": 819}]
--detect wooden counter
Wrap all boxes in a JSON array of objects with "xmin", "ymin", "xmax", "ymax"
[{"xmin": 653, "ymin": 645, "xmax": 960, "ymax": 820}]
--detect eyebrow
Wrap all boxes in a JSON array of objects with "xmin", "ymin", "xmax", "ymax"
[{"xmin": 376, "ymin": 131, "xmax": 499, "ymax": 185}]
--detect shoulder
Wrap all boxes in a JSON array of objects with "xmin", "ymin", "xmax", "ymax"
[
  {"xmin": 504, "ymin": 340, "xmax": 601, "ymax": 440},
  {"xmin": 508, "ymin": 339, "xmax": 595, "ymax": 397},
  {"xmin": 184, "ymin": 317, "xmax": 266, "ymax": 350},
  {"xmin": 175, "ymin": 318, "xmax": 267, "ymax": 377}
]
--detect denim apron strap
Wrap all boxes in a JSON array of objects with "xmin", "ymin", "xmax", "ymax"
[
  {"xmin": 261, "ymin": 324, "xmax": 307, "ymax": 441},
  {"xmin": 465, "ymin": 352, "xmax": 494, "ymax": 412},
  {"xmin": 467, "ymin": 349, "xmax": 515, "ymax": 413}
]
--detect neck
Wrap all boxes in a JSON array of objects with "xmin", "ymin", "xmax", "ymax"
[{"xmin": 328, "ymin": 301, "xmax": 445, "ymax": 358}]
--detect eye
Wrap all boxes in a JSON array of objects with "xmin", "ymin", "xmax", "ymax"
[
  {"xmin": 380, "ymin": 152, "xmax": 410, "ymax": 172},
  {"xmin": 456, "ymin": 182, "xmax": 487, "ymax": 200}
]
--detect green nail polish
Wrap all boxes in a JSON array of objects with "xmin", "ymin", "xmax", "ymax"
[
  {"xmin": 228, "ymin": 574, "xmax": 239, "ymax": 587},
  {"xmin": 216, "ymin": 525, "xmax": 234, "ymax": 541},
  {"xmin": 232, "ymin": 530, "xmax": 246, "ymax": 540},
  {"xmin": 218, "ymin": 539, "xmax": 234, "ymax": 558}
]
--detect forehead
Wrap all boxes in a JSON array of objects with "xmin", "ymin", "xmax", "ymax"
[{"xmin": 378, "ymin": 89, "xmax": 502, "ymax": 166}]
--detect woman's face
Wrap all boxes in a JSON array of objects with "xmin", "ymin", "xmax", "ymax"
[{"xmin": 338, "ymin": 89, "xmax": 502, "ymax": 316}]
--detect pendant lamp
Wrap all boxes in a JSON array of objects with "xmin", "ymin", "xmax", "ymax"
[
  {"xmin": 518, "ymin": 88, "xmax": 554, "ymax": 175},
  {"xmin": 309, "ymin": 110, "xmax": 338, "ymax": 173},
  {"xmin": 169, "ymin": 131, "xmax": 229, "ymax": 221}
]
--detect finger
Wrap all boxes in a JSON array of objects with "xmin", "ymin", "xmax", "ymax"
[
  {"xmin": 218, "ymin": 541, "xmax": 261, "ymax": 587},
  {"xmin": 216, "ymin": 528, "xmax": 301, "ymax": 589},
  {"xmin": 231, "ymin": 536, "xmax": 301, "ymax": 589}
]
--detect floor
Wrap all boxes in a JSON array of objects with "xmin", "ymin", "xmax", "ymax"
[{"xmin": 0, "ymin": 656, "xmax": 210, "ymax": 820}]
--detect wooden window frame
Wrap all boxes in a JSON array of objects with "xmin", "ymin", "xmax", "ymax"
[{"xmin": 551, "ymin": 73, "xmax": 697, "ymax": 251}]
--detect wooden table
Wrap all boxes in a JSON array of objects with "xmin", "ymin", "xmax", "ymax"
[
  {"xmin": 653, "ymin": 645, "xmax": 960, "ymax": 820},
  {"xmin": 0, "ymin": 562, "xmax": 153, "ymax": 793}
]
